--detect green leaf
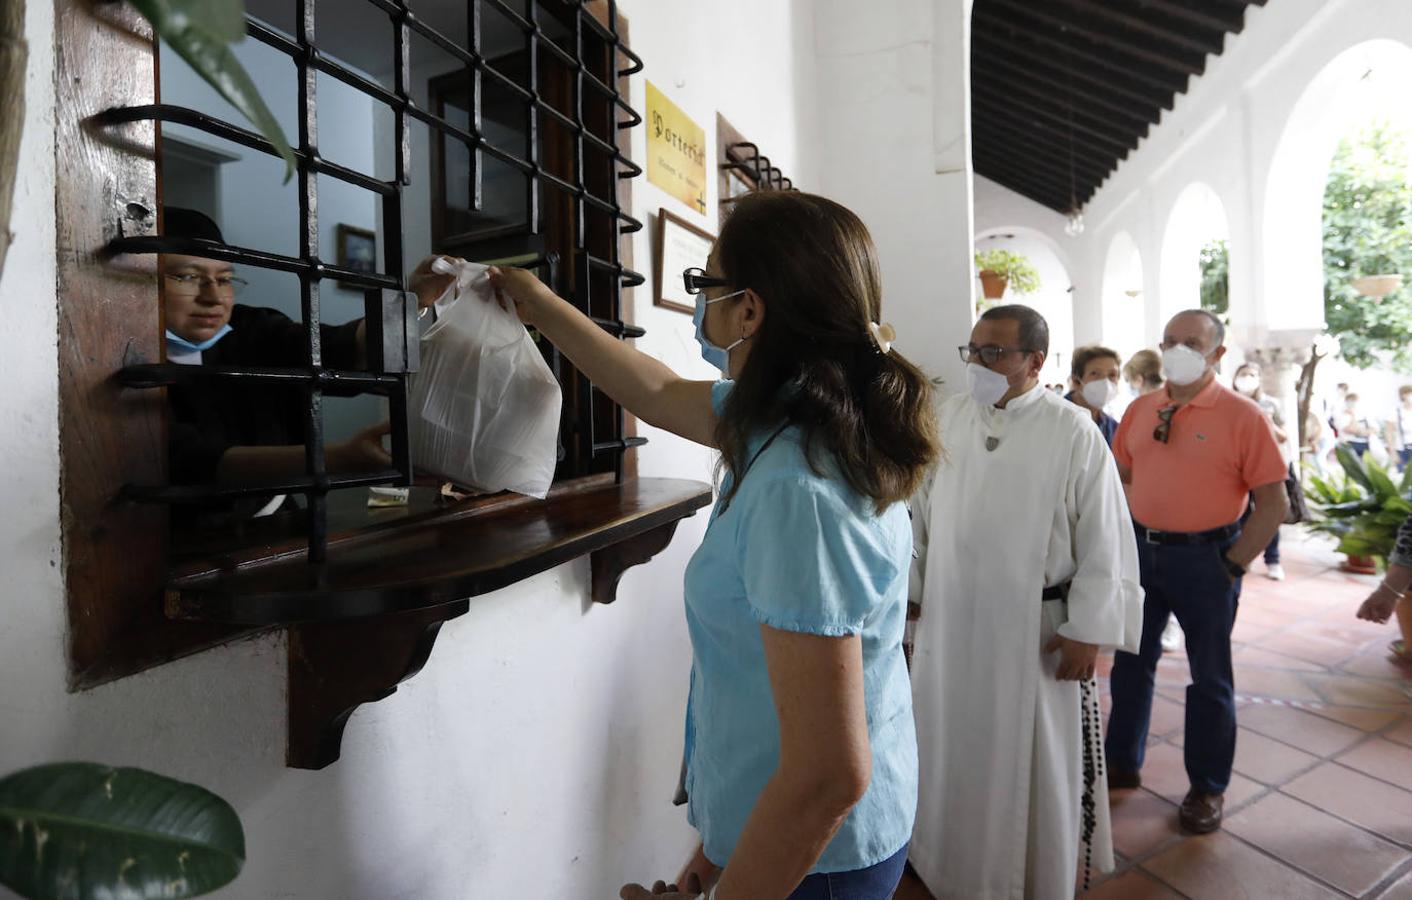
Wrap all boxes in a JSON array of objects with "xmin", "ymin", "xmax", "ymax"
[
  {"xmin": 128, "ymin": 0, "xmax": 297, "ymax": 183},
  {"xmin": 1336, "ymin": 445, "xmax": 1374, "ymax": 492},
  {"xmin": 0, "ymin": 763, "xmax": 245, "ymax": 899}
]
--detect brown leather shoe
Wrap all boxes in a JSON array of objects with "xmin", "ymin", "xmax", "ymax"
[
  {"xmin": 1107, "ymin": 768, "xmax": 1141, "ymax": 790},
  {"xmin": 1179, "ymin": 790, "xmax": 1224, "ymax": 834}
]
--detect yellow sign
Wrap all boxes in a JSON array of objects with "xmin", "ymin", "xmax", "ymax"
[{"xmin": 646, "ymin": 81, "xmax": 707, "ymax": 215}]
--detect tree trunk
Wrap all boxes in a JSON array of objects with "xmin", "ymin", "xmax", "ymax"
[
  {"xmin": 1294, "ymin": 343, "xmax": 1324, "ymax": 474},
  {"xmin": 0, "ymin": 0, "xmax": 26, "ymax": 282}
]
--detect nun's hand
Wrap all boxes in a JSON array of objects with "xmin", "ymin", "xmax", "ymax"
[
  {"xmin": 328, "ymin": 422, "xmax": 393, "ymax": 473},
  {"xmin": 408, "ymin": 255, "xmax": 464, "ymax": 310}
]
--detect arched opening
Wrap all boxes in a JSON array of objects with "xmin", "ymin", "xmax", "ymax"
[
  {"xmin": 1158, "ymin": 182, "xmax": 1230, "ymax": 328},
  {"xmin": 1264, "ymin": 39, "xmax": 1412, "ymax": 334},
  {"xmin": 975, "ymin": 226, "xmax": 1075, "ymax": 387},
  {"xmin": 1100, "ymin": 231, "xmax": 1146, "ymax": 358}
]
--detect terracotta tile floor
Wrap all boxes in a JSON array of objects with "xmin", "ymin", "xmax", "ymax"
[{"xmin": 1085, "ymin": 531, "xmax": 1412, "ymax": 899}]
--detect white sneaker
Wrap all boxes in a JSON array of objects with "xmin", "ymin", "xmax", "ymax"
[
  {"xmin": 1160, "ymin": 615, "xmax": 1184, "ymax": 653},
  {"xmin": 1265, "ymin": 563, "xmax": 1285, "ymax": 581}
]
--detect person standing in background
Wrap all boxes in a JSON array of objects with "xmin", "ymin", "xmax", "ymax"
[
  {"xmin": 1337, "ymin": 392, "xmax": 1374, "ymax": 460},
  {"xmin": 1123, "ymin": 349, "xmax": 1164, "ymax": 399},
  {"xmin": 1233, "ymin": 363, "xmax": 1289, "ymax": 581},
  {"xmin": 1105, "ymin": 310, "xmax": 1287, "ymax": 836},
  {"xmin": 1384, "ymin": 385, "xmax": 1412, "ymax": 471},
  {"xmin": 1066, "ymin": 345, "xmax": 1123, "ymax": 447}
]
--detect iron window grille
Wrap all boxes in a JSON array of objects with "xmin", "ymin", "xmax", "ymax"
[{"xmin": 102, "ymin": 0, "xmax": 646, "ymax": 566}]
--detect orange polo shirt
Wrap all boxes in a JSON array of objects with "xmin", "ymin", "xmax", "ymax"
[{"xmin": 1114, "ymin": 378, "xmax": 1286, "ymax": 533}]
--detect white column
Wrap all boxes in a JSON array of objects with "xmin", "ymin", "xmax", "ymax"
[{"xmin": 813, "ymin": 0, "xmax": 977, "ymax": 392}]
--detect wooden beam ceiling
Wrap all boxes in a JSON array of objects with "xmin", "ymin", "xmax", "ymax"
[{"xmin": 971, "ymin": 0, "xmax": 1261, "ymax": 212}]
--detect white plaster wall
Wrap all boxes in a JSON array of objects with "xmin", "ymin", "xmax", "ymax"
[
  {"xmin": 813, "ymin": 0, "xmax": 977, "ymax": 394},
  {"xmin": 1063, "ymin": 0, "xmax": 1412, "ymax": 361},
  {"xmin": 0, "ymin": 3, "xmax": 824, "ymax": 899}
]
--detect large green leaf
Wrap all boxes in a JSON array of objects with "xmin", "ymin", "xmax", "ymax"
[
  {"xmin": 1336, "ymin": 445, "xmax": 1374, "ymax": 492},
  {"xmin": 128, "ymin": 0, "xmax": 297, "ymax": 182},
  {"xmin": 0, "ymin": 763, "xmax": 244, "ymax": 899}
]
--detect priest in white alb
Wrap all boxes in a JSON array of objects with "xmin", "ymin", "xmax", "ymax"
[{"xmin": 905, "ymin": 305, "xmax": 1144, "ymax": 900}]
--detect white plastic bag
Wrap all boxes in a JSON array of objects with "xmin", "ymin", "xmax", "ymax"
[{"xmin": 408, "ymin": 258, "xmax": 562, "ymax": 498}]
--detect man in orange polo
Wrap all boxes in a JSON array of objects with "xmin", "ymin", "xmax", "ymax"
[{"xmin": 1104, "ymin": 309, "xmax": 1287, "ymax": 834}]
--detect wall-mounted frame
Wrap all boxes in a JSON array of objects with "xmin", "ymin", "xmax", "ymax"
[
  {"xmin": 334, "ymin": 224, "xmax": 377, "ymax": 291},
  {"xmin": 653, "ymin": 207, "xmax": 715, "ymax": 315}
]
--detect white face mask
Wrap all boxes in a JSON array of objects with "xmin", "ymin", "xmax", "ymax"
[
  {"xmin": 1081, "ymin": 378, "xmax": 1118, "ymax": 410},
  {"xmin": 1234, "ymin": 375, "xmax": 1260, "ymax": 395},
  {"xmin": 966, "ymin": 362, "xmax": 1012, "ymax": 408},
  {"xmin": 1162, "ymin": 344, "xmax": 1212, "ymax": 386}
]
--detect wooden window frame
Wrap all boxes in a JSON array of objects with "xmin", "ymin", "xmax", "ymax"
[{"xmin": 55, "ymin": 0, "xmax": 707, "ymax": 769}]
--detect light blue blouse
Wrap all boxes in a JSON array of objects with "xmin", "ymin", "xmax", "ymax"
[{"xmin": 681, "ymin": 380, "xmax": 917, "ymax": 874}]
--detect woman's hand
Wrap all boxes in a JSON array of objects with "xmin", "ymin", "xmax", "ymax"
[
  {"xmin": 486, "ymin": 265, "xmax": 556, "ymax": 327},
  {"xmin": 619, "ymin": 876, "xmax": 704, "ymax": 899},
  {"xmin": 1357, "ymin": 583, "xmax": 1401, "ymax": 625},
  {"xmin": 328, "ymin": 422, "xmax": 393, "ymax": 472},
  {"xmin": 408, "ymin": 255, "xmax": 464, "ymax": 310}
]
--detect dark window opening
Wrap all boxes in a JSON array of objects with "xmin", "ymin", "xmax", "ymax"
[{"xmin": 117, "ymin": 0, "xmax": 646, "ymax": 564}]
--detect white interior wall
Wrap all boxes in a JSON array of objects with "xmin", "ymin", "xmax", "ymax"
[{"xmin": 0, "ymin": 2, "xmax": 826, "ymax": 898}]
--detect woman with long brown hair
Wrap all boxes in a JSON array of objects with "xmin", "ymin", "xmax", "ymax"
[{"xmin": 488, "ymin": 191, "xmax": 939, "ymax": 900}]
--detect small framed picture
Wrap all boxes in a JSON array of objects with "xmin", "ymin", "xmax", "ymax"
[
  {"xmin": 654, "ymin": 208, "xmax": 716, "ymax": 315},
  {"xmin": 335, "ymin": 223, "xmax": 377, "ymax": 290}
]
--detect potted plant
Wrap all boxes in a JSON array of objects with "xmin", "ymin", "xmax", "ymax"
[
  {"xmin": 1304, "ymin": 446, "xmax": 1412, "ymax": 573},
  {"xmin": 1350, "ymin": 250, "xmax": 1402, "ymax": 299},
  {"xmin": 975, "ymin": 249, "xmax": 1041, "ymax": 302}
]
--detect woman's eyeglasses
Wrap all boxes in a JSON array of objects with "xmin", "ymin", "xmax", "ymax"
[
  {"xmin": 683, "ymin": 267, "xmax": 730, "ymax": 295},
  {"xmin": 1153, "ymin": 404, "xmax": 1178, "ymax": 443},
  {"xmin": 165, "ymin": 273, "xmax": 248, "ymax": 296}
]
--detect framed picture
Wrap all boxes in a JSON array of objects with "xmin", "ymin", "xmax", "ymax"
[
  {"xmin": 335, "ymin": 223, "xmax": 377, "ymax": 290},
  {"xmin": 654, "ymin": 208, "xmax": 716, "ymax": 315}
]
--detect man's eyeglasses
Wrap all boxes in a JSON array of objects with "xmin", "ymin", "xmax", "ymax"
[
  {"xmin": 683, "ymin": 267, "xmax": 730, "ymax": 295},
  {"xmin": 1153, "ymin": 404, "xmax": 1178, "ymax": 444},
  {"xmin": 958, "ymin": 344, "xmax": 1033, "ymax": 366},
  {"xmin": 165, "ymin": 273, "xmax": 248, "ymax": 296}
]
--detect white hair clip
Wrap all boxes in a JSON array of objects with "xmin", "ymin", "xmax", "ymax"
[{"xmin": 868, "ymin": 321, "xmax": 897, "ymax": 355}]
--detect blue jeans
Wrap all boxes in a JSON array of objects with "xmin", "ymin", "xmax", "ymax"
[
  {"xmin": 787, "ymin": 844, "xmax": 908, "ymax": 900},
  {"xmin": 1106, "ymin": 533, "xmax": 1242, "ymax": 795},
  {"xmin": 1399, "ymin": 448, "xmax": 1412, "ymax": 470},
  {"xmin": 1347, "ymin": 439, "xmax": 1371, "ymax": 459}
]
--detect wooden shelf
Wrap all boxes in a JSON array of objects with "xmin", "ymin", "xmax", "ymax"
[
  {"xmin": 166, "ymin": 477, "xmax": 712, "ymax": 625},
  {"xmin": 160, "ymin": 476, "xmax": 711, "ymax": 769}
]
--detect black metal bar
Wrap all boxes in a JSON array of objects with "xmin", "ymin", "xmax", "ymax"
[
  {"xmin": 525, "ymin": 0, "xmax": 541, "ymax": 236},
  {"xmin": 470, "ymin": 0, "xmax": 484, "ymax": 213},
  {"xmin": 594, "ymin": 438, "xmax": 648, "ymax": 454},
  {"xmin": 574, "ymin": 250, "xmax": 595, "ymax": 467},
  {"xmin": 296, "ymin": 0, "xmax": 329, "ymax": 566},
  {"xmin": 122, "ymin": 470, "xmax": 405, "ymax": 505},
  {"xmin": 100, "ymin": 105, "xmax": 394, "ymax": 198},
  {"xmin": 107, "ymin": 235, "xmax": 401, "ymax": 291},
  {"xmin": 116, "ymin": 363, "xmax": 402, "ymax": 392}
]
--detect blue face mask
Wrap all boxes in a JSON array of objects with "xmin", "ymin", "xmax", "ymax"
[
  {"xmin": 693, "ymin": 289, "xmax": 747, "ymax": 373},
  {"xmin": 165, "ymin": 325, "xmax": 233, "ymax": 354}
]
